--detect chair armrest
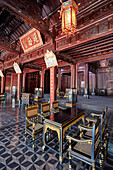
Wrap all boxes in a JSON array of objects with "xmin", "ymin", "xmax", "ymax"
[
  {"xmin": 91, "ymin": 113, "xmax": 102, "ymax": 117},
  {"xmin": 53, "ymin": 106, "xmax": 59, "ymax": 110},
  {"xmin": 78, "ymin": 124, "xmax": 93, "ymax": 131},
  {"xmin": 86, "ymin": 117, "xmax": 97, "ymax": 123},
  {"xmin": 59, "ymin": 106, "xmax": 67, "ymax": 110},
  {"xmin": 26, "ymin": 117, "xmax": 36, "ymax": 125},
  {"xmin": 38, "ymin": 113, "xmax": 44, "ymax": 119},
  {"xmin": 41, "ymin": 111, "xmax": 50, "ymax": 117},
  {"xmin": 67, "ymin": 135, "xmax": 92, "ymax": 143}
]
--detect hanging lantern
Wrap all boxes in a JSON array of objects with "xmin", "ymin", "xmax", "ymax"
[
  {"xmin": 100, "ymin": 59, "xmax": 109, "ymax": 68},
  {"xmin": 59, "ymin": 0, "xmax": 79, "ymax": 36}
]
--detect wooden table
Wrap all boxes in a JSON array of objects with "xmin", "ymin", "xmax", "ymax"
[{"xmin": 42, "ymin": 107, "xmax": 85, "ymax": 164}]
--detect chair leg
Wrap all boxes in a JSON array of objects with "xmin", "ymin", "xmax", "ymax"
[
  {"xmin": 69, "ymin": 152, "xmax": 72, "ymax": 170},
  {"xmin": 92, "ymin": 163, "xmax": 95, "ymax": 170},
  {"xmin": 99, "ymin": 152, "xmax": 102, "ymax": 168},
  {"xmin": 101, "ymin": 146, "xmax": 104, "ymax": 162},
  {"xmin": 32, "ymin": 135, "xmax": 35, "ymax": 149},
  {"xmin": 25, "ymin": 131, "xmax": 27, "ymax": 142},
  {"xmin": 46, "ymin": 130, "xmax": 49, "ymax": 142}
]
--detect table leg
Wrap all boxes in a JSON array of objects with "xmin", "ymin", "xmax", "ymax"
[
  {"xmin": 59, "ymin": 128, "xmax": 63, "ymax": 164},
  {"xmin": 82, "ymin": 114, "xmax": 85, "ymax": 125},
  {"xmin": 42, "ymin": 122, "xmax": 46, "ymax": 151}
]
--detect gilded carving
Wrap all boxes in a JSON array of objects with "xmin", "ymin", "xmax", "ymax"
[
  {"xmin": 23, "ymin": 39, "xmax": 28, "ymax": 48},
  {"xmin": 33, "ymin": 32, "xmax": 39, "ymax": 44},
  {"xmin": 44, "ymin": 124, "xmax": 60, "ymax": 141},
  {"xmin": 28, "ymin": 36, "xmax": 33, "ymax": 46}
]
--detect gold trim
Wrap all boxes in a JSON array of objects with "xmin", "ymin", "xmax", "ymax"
[
  {"xmin": 45, "ymin": 124, "xmax": 60, "ymax": 141},
  {"xmin": 63, "ymin": 114, "xmax": 84, "ymax": 139},
  {"xmin": 19, "ymin": 28, "xmax": 43, "ymax": 53}
]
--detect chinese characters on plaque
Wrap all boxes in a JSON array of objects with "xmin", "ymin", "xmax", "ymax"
[
  {"xmin": 19, "ymin": 28, "xmax": 43, "ymax": 53},
  {"xmin": 44, "ymin": 50, "xmax": 58, "ymax": 68}
]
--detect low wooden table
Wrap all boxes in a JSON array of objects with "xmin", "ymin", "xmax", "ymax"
[{"xmin": 42, "ymin": 108, "xmax": 85, "ymax": 164}]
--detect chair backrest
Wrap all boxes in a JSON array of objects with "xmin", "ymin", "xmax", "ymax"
[
  {"xmin": 25, "ymin": 105, "xmax": 38, "ymax": 119},
  {"xmin": 101, "ymin": 106, "xmax": 108, "ymax": 140},
  {"xmin": 91, "ymin": 106, "xmax": 108, "ymax": 142},
  {"xmin": 52, "ymin": 100, "xmax": 59, "ymax": 109},
  {"xmin": 41, "ymin": 103, "xmax": 50, "ymax": 114},
  {"xmin": 91, "ymin": 117, "xmax": 101, "ymax": 160}
]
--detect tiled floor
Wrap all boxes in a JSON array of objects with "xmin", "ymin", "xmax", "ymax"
[{"xmin": 0, "ymin": 96, "xmax": 113, "ymax": 170}]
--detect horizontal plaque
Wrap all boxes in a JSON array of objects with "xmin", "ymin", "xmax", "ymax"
[{"xmin": 20, "ymin": 28, "xmax": 43, "ymax": 53}]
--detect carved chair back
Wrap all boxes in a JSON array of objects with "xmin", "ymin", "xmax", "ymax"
[
  {"xmin": 52, "ymin": 100, "xmax": 59, "ymax": 109},
  {"xmin": 25, "ymin": 105, "xmax": 39, "ymax": 123},
  {"xmin": 92, "ymin": 117, "xmax": 101, "ymax": 160},
  {"xmin": 41, "ymin": 103, "xmax": 50, "ymax": 116},
  {"xmin": 91, "ymin": 106, "xmax": 108, "ymax": 143}
]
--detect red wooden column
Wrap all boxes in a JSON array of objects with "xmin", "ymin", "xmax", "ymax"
[
  {"xmin": 95, "ymin": 73, "xmax": 98, "ymax": 95},
  {"xmin": 71, "ymin": 64, "xmax": 78, "ymax": 102},
  {"xmin": 50, "ymin": 67, "xmax": 57, "ymax": 108},
  {"xmin": 75, "ymin": 63, "xmax": 78, "ymax": 102},
  {"xmin": 71, "ymin": 65, "xmax": 75, "ymax": 88},
  {"xmin": 10, "ymin": 73, "xmax": 13, "ymax": 94},
  {"xmin": 58, "ymin": 68, "xmax": 61, "ymax": 91},
  {"xmin": 22, "ymin": 72, "xmax": 26, "ymax": 92},
  {"xmin": 40, "ymin": 69, "xmax": 45, "ymax": 97},
  {"xmin": 17, "ymin": 73, "xmax": 21, "ymax": 101},
  {"xmin": 1, "ymin": 76, "xmax": 4, "ymax": 93},
  {"xmin": 75, "ymin": 63, "xmax": 78, "ymax": 90},
  {"xmin": 84, "ymin": 63, "xmax": 89, "ymax": 98}
]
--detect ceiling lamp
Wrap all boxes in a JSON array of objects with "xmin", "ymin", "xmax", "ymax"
[
  {"xmin": 0, "ymin": 70, "xmax": 4, "ymax": 77},
  {"xmin": 59, "ymin": 0, "xmax": 80, "ymax": 36}
]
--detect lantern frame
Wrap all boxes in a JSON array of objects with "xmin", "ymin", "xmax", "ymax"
[
  {"xmin": 60, "ymin": 0, "xmax": 79, "ymax": 36},
  {"xmin": 100, "ymin": 59, "xmax": 109, "ymax": 68}
]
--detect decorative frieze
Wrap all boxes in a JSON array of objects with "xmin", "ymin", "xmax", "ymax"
[
  {"xmin": 56, "ymin": 17, "xmax": 113, "ymax": 51},
  {"xmin": 21, "ymin": 43, "xmax": 52, "ymax": 64}
]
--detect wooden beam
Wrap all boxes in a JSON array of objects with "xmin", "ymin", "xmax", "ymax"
[
  {"xmin": 1, "ymin": 0, "xmax": 54, "ymax": 38},
  {"xmin": 0, "ymin": 43, "xmax": 19, "ymax": 54},
  {"xmin": 67, "ymin": 37, "xmax": 113, "ymax": 55},
  {"xmin": 57, "ymin": 53, "xmax": 75, "ymax": 64},
  {"xmin": 0, "ymin": 35, "xmax": 9, "ymax": 42},
  {"xmin": 0, "ymin": 59, "xmax": 4, "ymax": 63},
  {"xmin": 23, "ymin": 63, "xmax": 42, "ymax": 71}
]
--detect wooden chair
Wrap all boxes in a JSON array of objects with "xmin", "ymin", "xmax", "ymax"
[
  {"xmin": 67, "ymin": 117, "xmax": 102, "ymax": 170},
  {"xmin": 52, "ymin": 100, "xmax": 59, "ymax": 113},
  {"xmin": 41, "ymin": 103, "xmax": 50, "ymax": 117},
  {"xmin": 86, "ymin": 106, "xmax": 109, "ymax": 160},
  {"xmin": 25, "ymin": 105, "xmax": 43, "ymax": 148},
  {"xmin": 0, "ymin": 93, "xmax": 6, "ymax": 102}
]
